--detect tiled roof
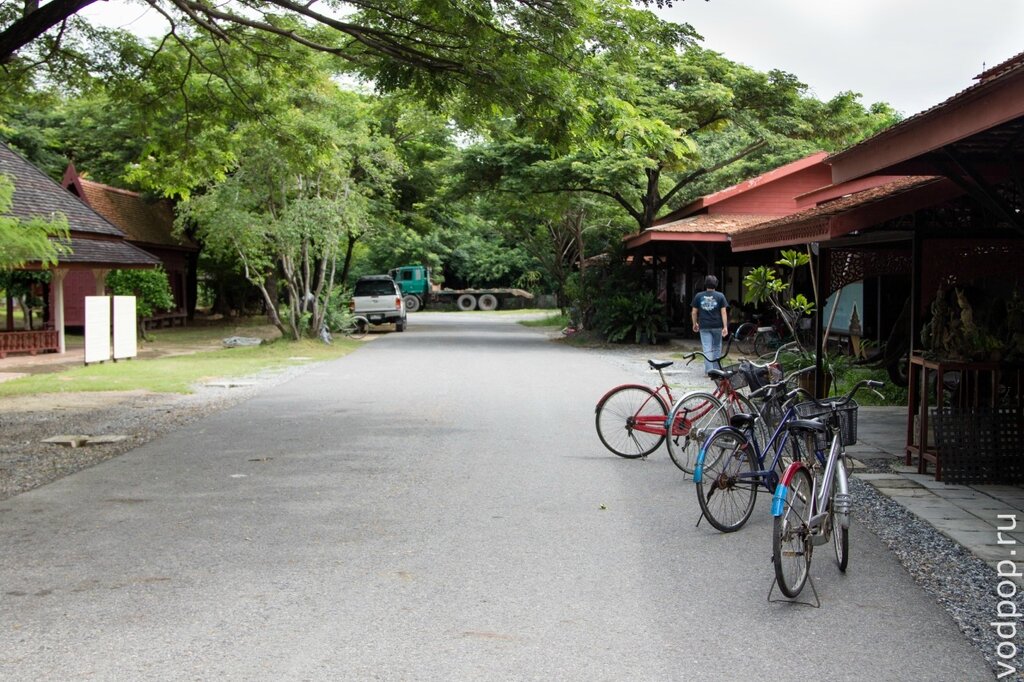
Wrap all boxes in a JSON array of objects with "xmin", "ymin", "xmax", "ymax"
[
  {"xmin": 0, "ymin": 143, "xmax": 124, "ymax": 238},
  {"xmin": 729, "ymin": 176, "xmax": 943, "ymax": 253},
  {"xmin": 54, "ymin": 236, "xmax": 162, "ymax": 267},
  {"xmin": 830, "ymin": 53, "xmax": 1024, "ymax": 163},
  {"xmin": 649, "ymin": 213, "xmax": 777, "ymax": 235},
  {"xmin": 72, "ymin": 176, "xmax": 195, "ymax": 250}
]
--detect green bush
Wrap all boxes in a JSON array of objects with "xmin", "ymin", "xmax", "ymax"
[{"xmin": 594, "ymin": 290, "xmax": 666, "ymax": 344}]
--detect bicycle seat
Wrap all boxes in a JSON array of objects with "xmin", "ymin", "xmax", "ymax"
[
  {"xmin": 787, "ymin": 419, "xmax": 827, "ymax": 435},
  {"xmin": 648, "ymin": 359, "xmax": 674, "ymax": 370},
  {"xmin": 729, "ymin": 413, "xmax": 758, "ymax": 430},
  {"xmin": 707, "ymin": 368, "xmax": 734, "ymax": 381}
]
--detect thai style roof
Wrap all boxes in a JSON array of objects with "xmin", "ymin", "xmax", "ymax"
[
  {"xmin": 53, "ymin": 235, "xmax": 165, "ymax": 267},
  {"xmin": 63, "ymin": 167, "xmax": 196, "ymax": 251},
  {"xmin": 828, "ymin": 50, "xmax": 1024, "ymax": 184},
  {"xmin": 0, "ymin": 142, "xmax": 160, "ymax": 268},
  {"xmin": 730, "ymin": 176, "xmax": 953, "ymax": 252},
  {"xmin": 624, "ymin": 213, "xmax": 776, "ymax": 249}
]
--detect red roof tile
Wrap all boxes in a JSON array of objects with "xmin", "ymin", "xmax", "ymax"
[
  {"xmin": 65, "ymin": 170, "xmax": 195, "ymax": 250},
  {"xmin": 649, "ymin": 213, "xmax": 777, "ymax": 235},
  {"xmin": 730, "ymin": 176, "xmax": 943, "ymax": 251}
]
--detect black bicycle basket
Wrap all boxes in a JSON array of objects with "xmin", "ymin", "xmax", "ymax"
[
  {"xmin": 720, "ymin": 364, "xmax": 748, "ymax": 390},
  {"xmin": 738, "ymin": 361, "xmax": 781, "ymax": 392},
  {"xmin": 793, "ymin": 398, "xmax": 859, "ymax": 449}
]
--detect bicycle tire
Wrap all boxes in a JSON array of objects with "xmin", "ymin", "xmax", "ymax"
[
  {"xmin": 695, "ymin": 429, "xmax": 758, "ymax": 532},
  {"xmin": 346, "ymin": 318, "xmax": 368, "ymax": 340},
  {"xmin": 773, "ymin": 464, "xmax": 813, "ymax": 598},
  {"xmin": 830, "ymin": 460, "xmax": 850, "ymax": 572},
  {"xmin": 733, "ymin": 323, "xmax": 758, "ymax": 355},
  {"xmin": 754, "ymin": 330, "xmax": 781, "ymax": 357},
  {"xmin": 595, "ymin": 385, "xmax": 667, "ymax": 458},
  {"xmin": 664, "ymin": 392, "xmax": 728, "ymax": 474}
]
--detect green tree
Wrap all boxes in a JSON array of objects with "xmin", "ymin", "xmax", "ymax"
[
  {"xmin": 106, "ymin": 267, "xmax": 175, "ymax": 339},
  {"xmin": 0, "ymin": 173, "xmax": 69, "ymax": 269},
  {"xmin": 0, "ymin": 1, "xmax": 690, "ymax": 147},
  {"xmin": 179, "ymin": 85, "xmax": 402, "ymax": 339},
  {"xmin": 454, "ymin": 46, "xmax": 899, "ymax": 232}
]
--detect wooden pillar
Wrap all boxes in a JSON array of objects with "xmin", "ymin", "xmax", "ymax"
[
  {"xmin": 814, "ymin": 246, "xmax": 829, "ymax": 398},
  {"xmin": 5, "ymin": 289, "xmax": 12, "ymax": 331},
  {"xmin": 910, "ymin": 230, "xmax": 922, "ymax": 354},
  {"xmin": 92, "ymin": 268, "xmax": 109, "ymax": 296},
  {"xmin": 52, "ymin": 268, "xmax": 67, "ymax": 354}
]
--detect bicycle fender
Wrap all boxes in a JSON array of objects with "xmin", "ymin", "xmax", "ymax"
[
  {"xmin": 594, "ymin": 384, "xmax": 666, "ymax": 413},
  {"xmin": 772, "ymin": 461, "xmax": 808, "ymax": 517},
  {"xmin": 693, "ymin": 425, "xmax": 745, "ymax": 484}
]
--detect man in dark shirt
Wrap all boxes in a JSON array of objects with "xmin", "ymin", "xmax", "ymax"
[{"xmin": 690, "ymin": 275, "xmax": 729, "ymax": 374}]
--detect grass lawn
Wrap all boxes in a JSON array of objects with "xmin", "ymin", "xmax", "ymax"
[
  {"xmin": 518, "ymin": 312, "xmax": 568, "ymax": 327},
  {"xmin": 0, "ymin": 317, "xmax": 362, "ymax": 396}
]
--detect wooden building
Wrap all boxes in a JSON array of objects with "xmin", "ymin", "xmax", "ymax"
[
  {"xmin": 61, "ymin": 165, "xmax": 198, "ymax": 327},
  {"xmin": 0, "ymin": 142, "xmax": 160, "ymax": 356}
]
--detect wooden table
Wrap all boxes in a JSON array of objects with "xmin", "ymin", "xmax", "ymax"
[{"xmin": 905, "ymin": 354, "xmax": 1015, "ymax": 480}]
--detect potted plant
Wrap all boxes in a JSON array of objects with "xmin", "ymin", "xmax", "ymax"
[{"xmin": 742, "ymin": 249, "xmax": 815, "ymax": 355}]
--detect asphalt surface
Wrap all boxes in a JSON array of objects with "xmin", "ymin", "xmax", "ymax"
[{"xmin": 0, "ymin": 313, "xmax": 994, "ymax": 680}]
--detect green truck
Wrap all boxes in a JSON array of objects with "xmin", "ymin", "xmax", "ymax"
[{"xmin": 387, "ymin": 265, "xmax": 533, "ymax": 312}]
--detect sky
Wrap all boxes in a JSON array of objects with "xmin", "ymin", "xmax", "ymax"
[
  {"xmin": 656, "ymin": 0, "xmax": 1024, "ymax": 116},
  {"xmin": 79, "ymin": 0, "xmax": 1024, "ymax": 117}
]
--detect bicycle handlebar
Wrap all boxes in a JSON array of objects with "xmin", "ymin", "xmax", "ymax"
[
  {"xmin": 680, "ymin": 334, "xmax": 755, "ymax": 366},
  {"xmin": 791, "ymin": 378, "xmax": 884, "ymax": 410}
]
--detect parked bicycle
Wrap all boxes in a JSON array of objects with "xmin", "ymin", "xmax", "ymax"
[
  {"xmin": 690, "ymin": 379, "xmax": 813, "ymax": 532},
  {"xmin": 733, "ymin": 315, "xmax": 812, "ymax": 357},
  {"xmin": 662, "ymin": 348, "xmax": 787, "ymax": 474},
  {"xmin": 322, "ymin": 314, "xmax": 369, "ymax": 344},
  {"xmin": 594, "ymin": 359, "xmax": 689, "ymax": 459},
  {"xmin": 662, "ymin": 343, "xmax": 809, "ymax": 474},
  {"xmin": 770, "ymin": 379, "xmax": 883, "ymax": 602}
]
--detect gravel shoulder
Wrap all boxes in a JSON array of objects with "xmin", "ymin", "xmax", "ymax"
[{"xmin": 0, "ymin": 364, "xmax": 311, "ymax": 500}]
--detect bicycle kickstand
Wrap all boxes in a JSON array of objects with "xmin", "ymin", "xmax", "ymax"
[{"xmin": 766, "ymin": 563, "xmax": 821, "ymax": 608}]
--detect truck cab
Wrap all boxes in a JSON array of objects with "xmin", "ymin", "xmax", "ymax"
[{"xmin": 389, "ymin": 265, "xmax": 430, "ymax": 312}]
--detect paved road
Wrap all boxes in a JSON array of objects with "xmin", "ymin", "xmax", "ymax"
[{"xmin": 0, "ymin": 313, "xmax": 992, "ymax": 680}]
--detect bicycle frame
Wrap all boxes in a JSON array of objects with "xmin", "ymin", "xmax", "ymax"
[
  {"xmin": 595, "ymin": 368, "xmax": 677, "ymax": 439},
  {"xmin": 771, "ymin": 383, "xmax": 877, "ymax": 536},
  {"xmin": 694, "ymin": 403, "xmax": 798, "ymax": 490}
]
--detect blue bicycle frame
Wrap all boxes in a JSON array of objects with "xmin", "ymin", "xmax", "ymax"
[{"xmin": 693, "ymin": 400, "xmax": 805, "ymax": 494}]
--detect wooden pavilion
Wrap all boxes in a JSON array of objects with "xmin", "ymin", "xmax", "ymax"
[{"xmin": 0, "ymin": 142, "xmax": 160, "ymax": 357}]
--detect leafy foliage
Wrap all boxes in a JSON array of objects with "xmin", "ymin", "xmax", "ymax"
[
  {"xmin": 178, "ymin": 84, "xmax": 403, "ymax": 339},
  {"xmin": 0, "ymin": 173, "xmax": 69, "ymax": 269},
  {"xmin": 596, "ymin": 291, "xmax": 667, "ymax": 344},
  {"xmin": 106, "ymin": 268, "xmax": 175, "ymax": 318},
  {"xmin": 742, "ymin": 249, "xmax": 814, "ymax": 351}
]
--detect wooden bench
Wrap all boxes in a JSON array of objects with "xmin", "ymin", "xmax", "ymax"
[
  {"xmin": 143, "ymin": 310, "xmax": 188, "ymax": 329},
  {"xmin": 0, "ymin": 330, "xmax": 60, "ymax": 358}
]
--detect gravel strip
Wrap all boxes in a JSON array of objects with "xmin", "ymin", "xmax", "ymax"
[
  {"xmin": 0, "ymin": 363, "xmax": 313, "ymax": 501},
  {"xmin": 853, "ymin": 477, "xmax": 1021, "ymax": 679}
]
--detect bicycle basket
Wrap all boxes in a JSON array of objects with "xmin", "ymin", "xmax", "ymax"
[
  {"xmin": 738, "ymin": 361, "xmax": 779, "ymax": 392},
  {"xmin": 720, "ymin": 364, "xmax": 748, "ymax": 389},
  {"xmin": 794, "ymin": 399, "xmax": 859, "ymax": 449}
]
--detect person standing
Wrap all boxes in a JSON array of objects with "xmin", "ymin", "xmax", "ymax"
[{"xmin": 691, "ymin": 275, "xmax": 729, "ymax": 374}]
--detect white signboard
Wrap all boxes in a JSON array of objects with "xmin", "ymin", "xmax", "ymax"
[
  {"xmin": 112, "ymin": 296, "xmax": 137, "ymax": 360},
  {"xmin": 84, "ymin": 296, "xmax": 111, "ymax": 364}
]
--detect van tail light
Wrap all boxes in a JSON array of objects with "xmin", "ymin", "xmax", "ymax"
[{"xmin": 395, "ymin": 297, "xmax": 402, "ymax": 309}]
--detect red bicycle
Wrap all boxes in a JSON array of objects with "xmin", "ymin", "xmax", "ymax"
[
  {"xmin": 594, "ymin": 359, "xmax": 690, "ymax": 459},
  {"xmin": 661, "ymin": 346, "xmax": 796, "ymax": 474}
]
